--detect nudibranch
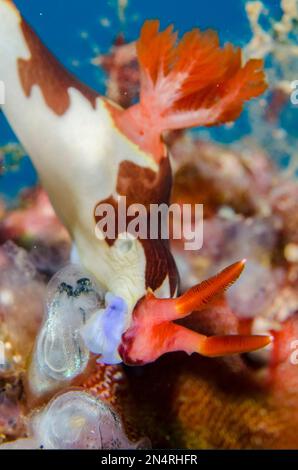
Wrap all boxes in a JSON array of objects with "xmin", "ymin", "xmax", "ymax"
[{"xmin": 0, "ymin": 0, "xmax": 270, "ymax": 366}]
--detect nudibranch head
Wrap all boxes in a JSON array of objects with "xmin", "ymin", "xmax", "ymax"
[{"xmin": 119, "ymin": 260, "xmax": 271, "ymax": 365}]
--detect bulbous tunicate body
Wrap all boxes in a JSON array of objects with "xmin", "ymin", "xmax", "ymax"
[
  {"xmin": 28, "ymin": 264, "xmax": 106, "ymax": 396},
  {"xmin": 0, "ymin": 390, "xmax": 149, "ymax": 449}
]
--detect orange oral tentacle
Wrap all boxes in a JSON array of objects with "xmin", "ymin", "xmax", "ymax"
[
  {"xmin": 175, "ymin": 259, "xmax": 246, "ymax": 316},
  {"xmin": 197, "ymin": 334, "xmax": 272, "ymax": 357},
  {"xmin": 164, "ymin": 324, "xmax": 271, "ymax": 358}
]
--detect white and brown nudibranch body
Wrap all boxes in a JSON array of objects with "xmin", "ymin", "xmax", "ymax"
[{"xmin": 0, "ymin": 0, "xmax": 271, "ymax": 365}]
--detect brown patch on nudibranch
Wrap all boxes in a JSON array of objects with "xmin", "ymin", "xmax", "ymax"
[
  {"xmin": 95, "ymin": 194, "xmax": 178, "ymax": 295},
  {"xmin": 18, "ymin": 19, "xmax": 99, "ymax": 115},
  {"xmin": 94, "ymin": 157, "xmax": 178, "ymax": 296},
  {"xmin": 142, "ymin": 238, "xmax": 178, "ymax": 296},
  {"xmin": 116, "ymin": 158, "xmax": 172, "ymax": 207}
]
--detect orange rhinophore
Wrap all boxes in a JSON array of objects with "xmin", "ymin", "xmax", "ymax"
[
  {"xmin": 119, "ymin": 260, "xmax": 271, "ymax": 365},
  {"xmin": 114, "ymin": 20, "xmax": 267, "ymax": 161},
  {"xmin": 175, "ymin": 259, "xmax": 246, "ymax": 316}
]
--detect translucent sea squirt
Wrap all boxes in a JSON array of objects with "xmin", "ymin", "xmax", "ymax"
[{"xmin": 0, "ymin": 390, "xmax": 146, "ymax": 449}]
